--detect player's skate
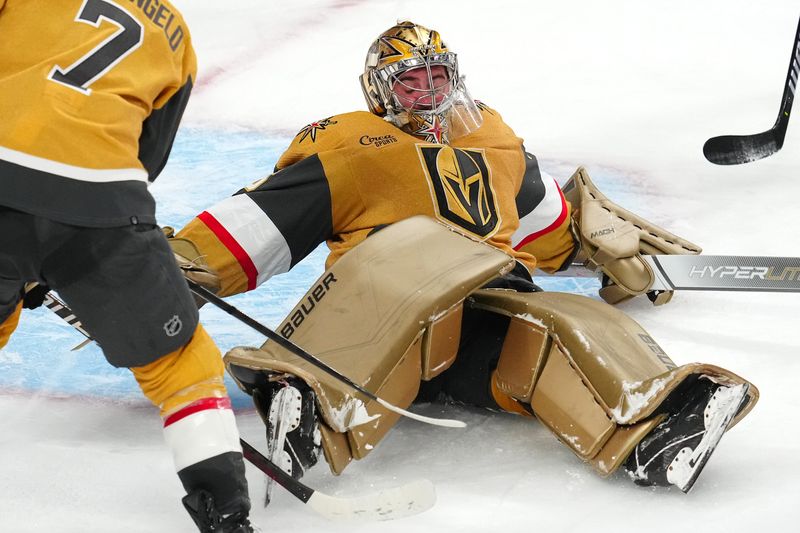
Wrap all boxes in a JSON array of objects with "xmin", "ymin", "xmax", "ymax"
[
  {"xmin": 182, "ymin": 490, "xmax": 254, "ymax": 533},
  {"xmin": 252, "ymin": 377, "xmax": 322, "ymax": 484},
  {"xmin": 623, "ymin": 377, "xmax": 749, "ymax": 493}
]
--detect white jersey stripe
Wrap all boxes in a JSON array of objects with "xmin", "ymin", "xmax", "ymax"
[
  {"xmin": 0, "ymin": 144, "xmax": 148, "ymax": 183},
  {"xmin": 512, "ymin": 170, "xmax": 567, "ymax": 247},
  {"xmin": 163, "ymin": 408, "xmax": 242, "ymax": 472},
  {"xmin": 205, "ymin": 194, "xmax": 293, "ymax": 287}
]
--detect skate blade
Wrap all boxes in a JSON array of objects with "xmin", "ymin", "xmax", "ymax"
[
  {"xmin": 265, "ymin": 386, "xmax": 302, "ymax": 506},
  {"xmin": 667, "ymin": 383, "xmax": 750, "ymax": 492}
]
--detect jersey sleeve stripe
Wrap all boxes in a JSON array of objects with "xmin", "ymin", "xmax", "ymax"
[
  {"xmin": 515, "ymin": 152, "xmax": 546, "ymax": 218},
  {"xmin": 198, "ymin": 194, "xmax": 292, "ymax": 290},
  {"xmin": 243, "ymin": 154, "xmax": 333, "ymax": 268},
  {"xmin": 512, "ymin": 172, "xmax": 568, "ymax": 249},
  {"xmin": 138, "ymin": 77, "xmax": 193, "ymax": 181},
  {"xmin": 0, "ymin": 144, "xmax": 147, "ymax": 182},
  {"xmin": 197, "ymin": 210, "xmax": 259, "ymax": 291}
]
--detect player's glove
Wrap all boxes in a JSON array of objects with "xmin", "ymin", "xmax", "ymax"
[
  {"xmin": 22, "ymin": 282, "xmax": 50, "ymax": 310},
  {"xmin": 562, "ymin": 167, "xmax": 701, "ymax": 306},
  {"xmin": 162, "ymin": 226, "xmax": 221, "ymax": 305}
]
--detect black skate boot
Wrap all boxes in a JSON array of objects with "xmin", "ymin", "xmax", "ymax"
[
  {"xmin": 182, "ymin": 490, "xmax": 254, "ymax": 533},
  {"xmin": 623, "ymin": 376, "xmax": 749, "ymax": 493},
  {"xmin": 252, "ymin": 376, "xmax": 322, "ymax": 481}
]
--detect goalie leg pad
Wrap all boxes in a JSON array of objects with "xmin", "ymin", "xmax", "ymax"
[
  {"xmin": 470, "ymin": 289, "xmax": 758, "ymax": 474},
  {"xmin": 225, "ymin": 216, "xmax": 515, "ymax": 475}
]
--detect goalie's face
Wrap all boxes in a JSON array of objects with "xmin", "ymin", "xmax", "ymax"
[{"xmin": 390, "ymin": 65, "xmax": 453, "ymax": 112}]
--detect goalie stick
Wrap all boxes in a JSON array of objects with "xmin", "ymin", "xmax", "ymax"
[
  {"xmin": 554, "ymin": 255, "xmax": 800, "ymax": 293},
  {"xmin": 703, "ymin": 15, "xmax": 800, "ymax": 165},
  {"xmin": 186, "ymin": 279, "xmax": 467, "ymax": 429},
  {"xmin": 241, "ymin": 438, "xmax": 436, "ymax": 521},
  {"xmin": 39, "ymin": 292, "xmax": 436, "ymax": 521},
  {"xmin": 644, "ymin": 254, "xmax": 800, "ymax": 293}
]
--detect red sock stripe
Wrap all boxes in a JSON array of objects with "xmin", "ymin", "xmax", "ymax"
[
  {"xmin": 163, "ymin": 397, "xmax": 232, "ymax": 427},
  {"xmin": 514, "ymin": 190, "xmax": 569, "ymax": 249},
  {"xmin": 197, "ymin": 210, "xmax": 258, "ymax": 290}
]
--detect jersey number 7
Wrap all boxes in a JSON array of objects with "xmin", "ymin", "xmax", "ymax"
[{"xmin": 47, "ymin": 0, "xmax": 143, "ymax": 95}]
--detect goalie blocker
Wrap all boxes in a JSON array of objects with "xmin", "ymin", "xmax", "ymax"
[{"xmin": 224, "ymin": 216, "xmax": 758, "ymax": 489}]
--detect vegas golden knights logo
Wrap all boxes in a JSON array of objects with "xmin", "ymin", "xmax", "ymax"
[{"xmin": 417, "ymin": 145, "xmax": 500, "ymax": 237}]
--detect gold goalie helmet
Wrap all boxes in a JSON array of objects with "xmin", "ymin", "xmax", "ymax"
[{"xmin": 360, "ymin": 21, "xmax": 483, "ymax": 144}]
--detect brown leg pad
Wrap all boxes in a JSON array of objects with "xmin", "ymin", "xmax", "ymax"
[
  {"xmin": 421, "ymin": 304, "xmax": 463, "ymax": 381},
  {"xmin": 224, "ymin": 216, "xmax": 515, "ymax": 475},
  {"xmin": 531, "ymin": 342, "xmax": 616, "ymax": 459},
  {"xmin": 470, "ymin": 289, "xmax": 758, "ymax": 474}
]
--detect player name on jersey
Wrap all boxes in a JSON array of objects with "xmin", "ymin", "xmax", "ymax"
[{"xmin": 126, "ymin": 0, "xmax": 185, "ymax": 51}]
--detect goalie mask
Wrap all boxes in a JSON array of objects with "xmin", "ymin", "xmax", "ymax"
[{"xmin": 360, "ymin": 21, "xmax": 483, "ymax": 144}]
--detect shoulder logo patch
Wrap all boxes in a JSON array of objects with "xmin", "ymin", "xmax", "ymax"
[{"xmin": 296, "ymin": 117, "xmax": 338, "ymax": 143}]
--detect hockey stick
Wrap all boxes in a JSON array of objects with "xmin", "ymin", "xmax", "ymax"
[
  {"xmin": 42, "ymin": 291, "xmax": 95, "ymax": 351},
  {"xmin": 643, "ymin": 255, "xmax": 800, "ymax": 292},
  {"xmin": 703, "ymin": 16, "xmax": 800, "ymax": 165},
  {"xmin": 554, "ymin": 254, "xmax": 800, "ymax": 292},
  {"xmin": 37, "ymin": 294, "xmax": 435, "ymax": 520},
  {"xmin": 241, "ymin": 439, "xmax": 436, "ymax": 521},
  {"xmin": 186, "ymin": 280, "xmax": 466, "ymax": 429}
]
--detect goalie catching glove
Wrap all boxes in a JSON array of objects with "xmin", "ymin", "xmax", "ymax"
[
  {"xmin": 562, "ymin": 167, "xmax": 701, "ymax": 305},
  {"xmin": 162, "ymin": 227, "xmax": 221, "ymax": 300}
]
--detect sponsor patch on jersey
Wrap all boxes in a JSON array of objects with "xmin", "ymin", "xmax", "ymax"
[
  {"xmin": 296, "ymin": 117, "xmax": 338, "ymax": 143},
  {"xmin": 417, "ymin": 145, "xmax": 500, "ymax": 237},
  {"xmin": 358, "ymin": 134, "xmax": 398, "ymax": 148}
]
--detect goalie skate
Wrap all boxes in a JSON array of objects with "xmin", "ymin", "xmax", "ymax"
[
  {"xmin": 254, "ymin": 378, "xmax": 322, "ymax": 483},
  {"xmin": 624, "ymin": 378, "xmax": 749, "ymax": 493}
]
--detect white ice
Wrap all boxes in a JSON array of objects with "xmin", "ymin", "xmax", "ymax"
[{"xmin": 2, "ymin": 1, "xmax": 799, "ymax": 531}]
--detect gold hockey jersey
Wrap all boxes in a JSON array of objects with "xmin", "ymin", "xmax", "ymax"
[
  {"xmin": 0, "ymin": 0, "xmax": 196, "ymax": 226},
  {"xmin": 178, "ymin": 105, "xmax": 576, "ymax": 296}
]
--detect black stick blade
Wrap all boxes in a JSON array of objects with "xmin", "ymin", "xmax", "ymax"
[
  {"xmin": 703, "ymin": 130, "xmax": 781, "ymax": 165},
  {"xmin": 703, "ymin": 15, "xmax": 798, "ymax": 166}
]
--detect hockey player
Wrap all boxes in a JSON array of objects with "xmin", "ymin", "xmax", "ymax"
[
  {"xmin": 173, "ymin": 22, "xmax": 758, "ymax": 494},
  {"xmin": 0, "ymin": 1, "xmax": 254, "ymax": 531}
]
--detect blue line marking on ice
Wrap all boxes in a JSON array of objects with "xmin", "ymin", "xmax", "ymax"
[{"xmin": 0, "ymin": 128, "xmax": 602, "ymax": 409}]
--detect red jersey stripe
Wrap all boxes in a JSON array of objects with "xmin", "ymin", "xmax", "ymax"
[
  {"xmin": 513, "ymin": 190, "xmax": 568, "ymax": 250},
  {"xmin": 197, "ymin": 210, "xmax": 259, "ymax": 290}
]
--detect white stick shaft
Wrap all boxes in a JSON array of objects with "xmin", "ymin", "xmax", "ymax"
[{"xmin": 376, "ymin": 397, "xmax": 466, "ymax": 428}]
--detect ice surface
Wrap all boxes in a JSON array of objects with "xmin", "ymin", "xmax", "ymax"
[{"xmin": 2, "ymin": 1, "xmax": 800, "ymax": 531}]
